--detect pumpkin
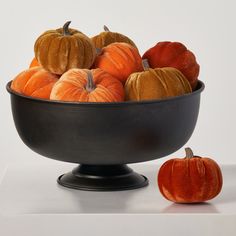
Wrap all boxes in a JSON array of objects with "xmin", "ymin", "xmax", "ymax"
[
  {"xmin": 29, "ymin": 57, "xmax": 40, "ymax": 68},
  {"xmin": 91, "ymin": 25, "xmax": 137, "ymax": 50},
  {"xmin": 50, "ymin": 68, "xmax": 124, "ymax": 102},
  {"xmin": 125, "ymin": 59, "xmax": 192, "ymax": 101},
  {"xmin": 94, "ymin": 42, "xmax": 143, "ymax": 84},
  {"xmin": 142, "ymin": 42, "xmax": 200, "ymax": 89},
  {"xmin": 11, "ymin": 67, "xmax": 59, "ymax": 99},
  {"xmin": 158, "ymin": 147, "xmax": 223, "ymax": 203},
  {"xmin": 34, "ymin": 21, "xmax": 96, "ymax": 75}
]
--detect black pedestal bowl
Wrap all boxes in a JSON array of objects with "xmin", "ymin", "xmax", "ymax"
[{"xmin": 7, "ymin": 81, "xmax": 204, "ymax": 191}]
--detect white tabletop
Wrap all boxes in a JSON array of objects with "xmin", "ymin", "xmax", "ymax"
[{"xmin": 0, "ymin": 162, "xmax": 235, "ymax": 236}]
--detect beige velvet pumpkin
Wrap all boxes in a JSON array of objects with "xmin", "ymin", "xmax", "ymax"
[
  {"xmin": 91, "ymin": 25, "xmax": 137, "ymax": 50},
  {"xmin": 125, "ymin": 60, "xmax": 192, "ymax": 101},
  {"xmin": 34, "ymin": 21, "xmax": 96, "ymax": 75}
]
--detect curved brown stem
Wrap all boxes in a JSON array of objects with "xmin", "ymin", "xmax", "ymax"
[
  {"xmin": 86, "ymin": 71, "xmax": 96, "ymax": 92},
  {"xmin": 142, "ymin": 59, "xmax": 150, "ymax": 71},
  {"xmin": 104, "ymin": 25, "xmax": 110, "ymax": 32},
  {"xmin": 63, "ymin": 21, "xmax": 71, "ymax": 36},
  {"xmin": 185, "ymin": 147, "xmax": 194, "ymax": 158}
]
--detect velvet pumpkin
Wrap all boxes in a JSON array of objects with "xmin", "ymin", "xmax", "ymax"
[
  {"xmin": 91, "ymin": 25, "xmax": 137, "ymax": 50},
  {"xmin": 158, "ymin": 148, "xmax": 223, "ymax": 203},
  {"xmin": 142, "ymin": 41, "xmax": 200, "ymax": 89},
  {"xmin": 11, "ymin": 67, "xmax": 58, "ymax": 99},
  {"xmin": 29, "ymin": 57, "xmax": 40, "ymax": 68},
  {"xmin": 125, "ymin": 59, "xmax": 192, "ymax": 101},
  {"xmin": 50, "ymin": 68, "xmax": 124, "ymax": 102},
  {"xmin": 94, "ymin": 42, "xmax": 143, "ymax": 83},
  {"xmin": 34, "ymin": 21, "xmax": 96, "ymax": 75}
]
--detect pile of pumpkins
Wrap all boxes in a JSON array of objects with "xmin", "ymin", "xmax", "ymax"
[{"xmin": 11, "ymin": 21, "xmax": 200, "ymax": 102}]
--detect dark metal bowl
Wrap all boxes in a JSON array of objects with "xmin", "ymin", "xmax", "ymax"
[{"xmin": 6, "ymin": 81, "xmax": 204, "ymax": 191}]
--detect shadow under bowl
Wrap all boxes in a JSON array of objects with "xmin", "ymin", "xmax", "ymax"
[{"xmin": 7, "ymin": 81, "xmax": 204, "ymax": 191}]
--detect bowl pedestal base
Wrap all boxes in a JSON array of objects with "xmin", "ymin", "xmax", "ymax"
[{"xmin": 57, "ymin": 164, "xmax": 149, "ymax": 191}]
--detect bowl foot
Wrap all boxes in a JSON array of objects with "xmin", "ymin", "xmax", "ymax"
[{"xmin": 57, "ymin": 164, "xmax": 149, "ymax": 191}]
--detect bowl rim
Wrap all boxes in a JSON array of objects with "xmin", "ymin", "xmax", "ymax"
[{"xmin": 6, "ymin": 80, "xmax": 205, "ymax": 106}]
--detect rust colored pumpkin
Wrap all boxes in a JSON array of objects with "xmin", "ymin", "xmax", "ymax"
[
  {"xmin": 158, "ymin": 148, "xmax": 223, "ymax": 203},
  {"xmin": 34, "ymin": 21, "xmax": 96, "ymax": 75},
  {"xmin": 11, "ymin": 67, "xmax": 59, "ymax": 99},
  {"xmin": 91, "ymin": 25, "xmax": 137, "ymax": 50},
  {"xmin": 125, "ymin": 59, "xmax": 192, "ymax": 101},
  {"xmin": 50, "ymin": 68, "xmax": 124, "ymax": 102},
  {"xmin": 94, "ymin": 42, "xmax": 143, "ymax": 83},
  {"xmin": 142, "ymin": 42, "xmax": 200, "ymax": 89},
  {"xmin": 29, "ymin": 57, "xmax": 40, "ymax": 68}
]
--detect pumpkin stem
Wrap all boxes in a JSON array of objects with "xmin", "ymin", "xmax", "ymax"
[
  {"xmin": 185, "ymin": 147, "xmax": 194, "ymax": 158},
  {"xmin": 63, "ymin": 21, "xmax": 71, "ymax": 36},
  {"xmin": 142, "ymin": 59, "xmax": 150, "ymax": 71},
  {"xmin": 104, "ymin": 25, "xmax": 110, "ymax": 32},
  {"xmin": 96, "ymin": 48, "xmax": 102, "ymax": 55},
  {"xmin": 86, "ymin": 71, "xmax": 96, "ymax": 92}
]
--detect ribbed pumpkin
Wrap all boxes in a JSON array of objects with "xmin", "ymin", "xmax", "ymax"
[
  {"xmin": 94, "ymin": 42, "xmax": 143, "ymax": 84},
  {"xmin": 91, "ymin": 25, "xmax": 137, "ymax": 50},
  {"xmin": 11, "ymin": 67, "xmax": 58, "ymax": 99},
  {"xmin": 34, "ymin": 21, "xmax": 96, "ymax": 75},
  {"xmin": 125, "ymin": 59, "xmax": 192, "ymax": 101},
  {"xmin": 158, "ymin": 148, "xmax": 223, "ymax": 203},
  {"xmin": 50, "ymin": 68, "xmax": 124, "ymax": 102},
  {"xmin": 29, "ymin": 57, "xmax": 40, "ymax": 68},
  {"xmin": 142, "ymin": 42, "xmax": 200, "ymax": 89}
]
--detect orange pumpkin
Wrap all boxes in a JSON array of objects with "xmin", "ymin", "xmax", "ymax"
[
  {"xmin": 11, "ymin": 67, "xmax": 59, "ymax": 99},
  {"xmin": 29, "ymin": 57, "xmax": 40, "ymax": 68},
  {"xmin": 50, "ymin": 68, "xmax": 124, "ymax": 102},
  {"xmin": 142, "ymin": 42, "xmax": 200, "ymax": 89},
  {"xmin": 94, "ymin": 42, "xmax": 143, "ymax": 84},
  {"xmin": 158, "ymin": 148, "xmax": 223, "ymax": 203}
]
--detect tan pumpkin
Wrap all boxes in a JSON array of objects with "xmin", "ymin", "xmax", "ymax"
[
  {"xmin": 50, "ymin": 68, "xmax": 124, "ymax": 102},
  {"xmin": 34, "ymin": 21, "xmax": 96, "ymax": 75},
  {"xmin": 91, "ymin": 25, "xmax": 137, "ymax": 50},
  {"xmin": 125, "ymin": 59, "xmax": 192, "ymax": 101}
]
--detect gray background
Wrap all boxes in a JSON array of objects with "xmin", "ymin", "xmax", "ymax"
[{"xmin": 1, "ymin": 0, "xmax": 235, "ymax": 178}]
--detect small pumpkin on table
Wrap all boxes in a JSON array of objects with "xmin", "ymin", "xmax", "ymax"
[{"xmin": 157, "ymin": 147, "xmax": 223, "ymax": 203}]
